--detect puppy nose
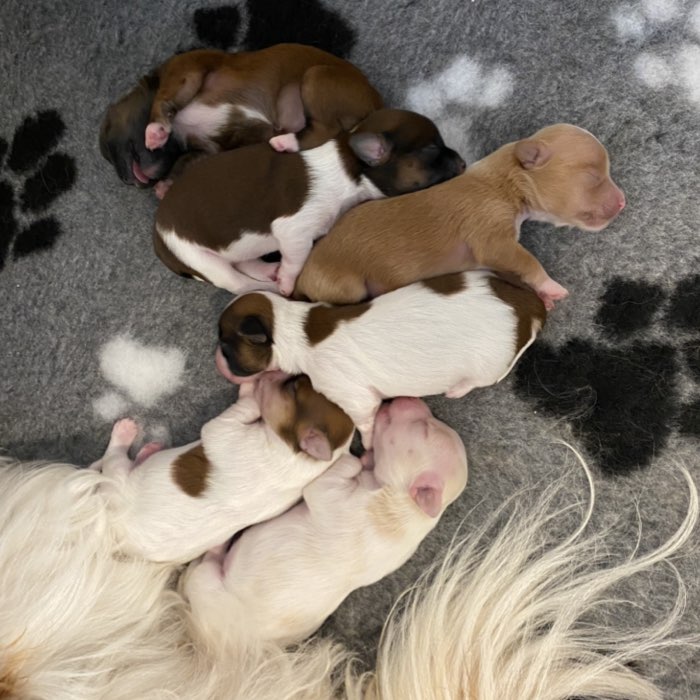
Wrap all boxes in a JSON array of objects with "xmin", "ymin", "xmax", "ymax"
[
  {"xmin": 456, "ymin": 157, "xmax": 466, "ymax": 173},
  {"xmin": 617, "ymin": 193, "xmax": 626, "ymax": 211}
]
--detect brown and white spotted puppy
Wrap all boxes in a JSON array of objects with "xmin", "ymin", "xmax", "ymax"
[
  {"xmin": 90, "ymin": 374, "xmax": 353, "ymax": 564},
  {"xmin": 216, "ymin": 270, "xmax": 546, "ymax": 447},
  {"xmin": 154, "ymin": 108, "xmax": 465, "ymax": 296},
  {"xmin": 100, "ymin": 43, "xmax": 383, "ymax": 190},
  {"xmin": 294, "ymin": 124, "xmax": 626, "ymax": 310}
]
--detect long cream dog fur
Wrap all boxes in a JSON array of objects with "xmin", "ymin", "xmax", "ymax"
[{"xmin": 0, "ymin": 452, "xmax": 696, "ymax": 700}]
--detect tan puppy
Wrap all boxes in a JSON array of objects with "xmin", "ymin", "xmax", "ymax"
[{"xmin": 294, "ymin": 124, "xmax": 626, "ymax": 309}]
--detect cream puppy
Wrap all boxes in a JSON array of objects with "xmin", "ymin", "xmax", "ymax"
[
  {"xmin": 216, "ymin": 270, "xmax": 546, "ymax": 446},
  {"xmin": 92, "ymin": 373, "xmax": 353, "ymax": 563},
  {"xmin": 182, "ymin": 397, "xmax": 468, "ymax": 646}
]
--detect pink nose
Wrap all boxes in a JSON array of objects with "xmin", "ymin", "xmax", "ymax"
[
  {"xmin": 617, "ymin": 192, "xmax": 626, "ymax": 211},
  {"xmin": 388, "ymin": 396, "xmax": 430, "ymax": 420}
]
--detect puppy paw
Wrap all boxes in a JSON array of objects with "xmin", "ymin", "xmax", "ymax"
[
  {"xmin": 537, "ymin": 279, "xmax": 569, "ymax": 311},
  {"xmin": 145, "ymin": 122, "xmax": 170, "ymax": 151},
  {"xmin": 269, "ymin": 133, "xmax": 300, "ymax": 153},
  {"xmin": 276, "ymin": 271, "xmax": 298, "ymax": 297},
  {"xmin": 111, "ymin": 417, "xmax": 139, "ymax": 447},
  {"xmin": 153, "ymin": 179, "xmax": 172, "ymax": 200}
]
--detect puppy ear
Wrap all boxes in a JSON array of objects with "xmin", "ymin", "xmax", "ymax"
[
  {"xmin": 298, "ymin": 427, "xmax": 333, "ymax": 461},
  {"xmin": 409, "ymin": 471, "xmax": 444, "ymax": 518},
  {"xmin": 238, "ymin": 315, "xmax": 270, "ymax": 345},
  {"xmin": 514, "ymin": 139, "xmax": 552, "ymax": 170},
  {"xmin": 349, "ymin": 132, "xmax": 392, "ymax": 167}
]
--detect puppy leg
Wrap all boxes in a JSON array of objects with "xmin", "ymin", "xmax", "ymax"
[
  {"xmin": 147, "ymin": 68, "xmax": 207, "ymax": 150},
  {"xmin": 178, "ymin": 249, "xmax": 277, "ymax": 295},
  {"xmin": 272, "ymin": 223, "xmax": 315, "ymax": 297},
  {"xmin": 296, "ymin": 65, "xmax": 383, "ymax": 150},
  {"xmin": 234, "ymin": 259, "xmax": 280, "ymax": 283},
  {"xmin": 479, "ymin": 242, "xmax": 568, "ymax": 310},
  {"xmin": 97, "ymin": 418, "xmax": 139, "ymax": 477},
  {"xmin": 343, "ymin": 393, "xmax": 382, "ymax": 449}
]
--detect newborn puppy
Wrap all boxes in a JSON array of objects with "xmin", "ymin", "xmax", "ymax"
[
  {"xmin": 144, "ymin": 44, "xmax": 383, "ymax": 154},
  {"xmin": 216, "ymin": 270, "xmax": 545, "ymax": 446},
  {"xmin": 294, "ymin": 124, "xmax": 626, "ymax": 309},
  {"xmin": 99, "ymin": 72, "xmax": 184, "ymax": 188},
  {"xmin": 182, "ymin": 397, "xmax": 468, "ymax": 647},
  {"xmin": 101, "ymin": 44, "xmax": 383, "ymax": 189},
  {"xmin": 154, "ymin": 109, "xmax": 465, "ymax": 296},
  {"xmin": 91, "ymin": 373, "xmax": 353, "ymax": 563}
]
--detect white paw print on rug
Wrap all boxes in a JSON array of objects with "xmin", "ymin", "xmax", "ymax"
[
  {"xmin": 405, "ymin": 53, "xmax": 515, "ymax": 161},
  {"xmin": 612, "ymin": 0, "xmax": 700, "ymax": 106},
  {"xmin": 92, "ymin": 335, "xmax": 186, "ymax": 441}
]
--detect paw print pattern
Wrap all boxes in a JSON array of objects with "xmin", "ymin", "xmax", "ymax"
[
  {"xmin": 0, "ymin": 110, "xmax": 77, "ymax": 271},
  {"xmin": 193, "ymin": 0, "xmax": 356, "ymax": 57},
  {"xmin": 404, "ymin": 54, "xmax": 514, "ymax": 163},
  {"xmin": 612, "ymin": 0, "xmax": 700, "ymax": 107},
  {"xmin": 515, "ymin": 276, "xmax": 700, "ymax": 475}
]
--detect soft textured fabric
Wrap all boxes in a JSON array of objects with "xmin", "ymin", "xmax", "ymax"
[{"xmin": 0, "ymin": 1, "xmax": 698, "ymax": 695}]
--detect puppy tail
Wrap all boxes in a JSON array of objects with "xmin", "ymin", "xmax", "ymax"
[{"xmin": 344, "ymin": 454, "xmax": 698, "ymax": 700}]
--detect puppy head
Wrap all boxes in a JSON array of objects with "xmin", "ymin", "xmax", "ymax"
[
  {"xmin": 99, "ymin": 74, "xmax": 182, "ymax": 187},
  {"xmin": 513, "ymin": 124, "xmax": 625, "ymax": 231},
  {"xmin": 217, "ymin": 293, "xmax": 277, "ymax": 382},
  {"xmin": 348, "ymin": 109, "xmax": 466, "ymax": 196},
  {"xmin": 253, "ymin": 372, "xmax": 354, "ymax": 461},
  {"xmin": 369, "ymin": 397, "xmax": 468, "ymax": 518}
]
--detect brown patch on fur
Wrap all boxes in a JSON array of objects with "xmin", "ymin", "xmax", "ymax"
[
  {"xmin": 488, "ymin": 276, "xmax": 547, "ymax": 352},
  {"xmin": 152, "ymin": 225, "xmax": 204, "ymax": 280},
  {"xmin": 421, "ymin": 273, "xmax": 466, "ymax": 296},
  {"xmin": 304, "ymin": 302, "xmax": 370, "ymax": 345},
  {"xmin": 266, "ymin": 376, "xmax": 354, "ymax": 456},
  {"xmin": 218, "ymin": 294, "xmax": 275, "ymax": 376},
  {"xmin": 295, "ymin": 124, "xmax": 622, "ymax": 304},
  {"xmin": 172, "ymin": 444, "xmax": 211, "ymax": 497},
  {"xmin": 155, "ymin": 144, "xmax": 309, "ymax": 250},
  {"xmin": 368, "ymin": 488, "xmax": 412, "ymax": 540}
]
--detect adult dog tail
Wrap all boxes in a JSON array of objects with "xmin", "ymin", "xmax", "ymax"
[{"xmin": 343, "ymin": 458, "xmax": 698, "ymax": 700}]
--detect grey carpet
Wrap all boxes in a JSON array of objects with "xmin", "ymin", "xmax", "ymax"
[{"xmin": 1, "ymin": 0, "xmax": 699, "ymax": 695}]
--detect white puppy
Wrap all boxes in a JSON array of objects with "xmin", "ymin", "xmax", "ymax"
[
  {"xmin": 92, "ymin": 372, "xmax": 353, "ymax": 563},
  {"xmin": 181, "ymin": 397, "xmax": 468, "ymax": 646},
  {"xmin": 216, "ymin": 269, "xmax": 546, "ymax": 446}
]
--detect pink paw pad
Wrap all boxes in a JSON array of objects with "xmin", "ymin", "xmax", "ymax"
[
  {"xmin": 111, "ymin": 418, "xmax": 139, "ymax": 446},
  {"xmin": 145, "ymin": 122, "xmax": 170, "ymax": 150},
  {"xmin": 537, "ymin": 279, "xmax": 569, "ymax": 311},
  {"xmin": 269, "ymin": 133, "xmax": 300, "ymax": 153}
]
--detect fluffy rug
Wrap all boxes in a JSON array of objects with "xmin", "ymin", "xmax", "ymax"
[{"xmin": 1, "ymin": 0, "xmax": 698, "ymax": 695}]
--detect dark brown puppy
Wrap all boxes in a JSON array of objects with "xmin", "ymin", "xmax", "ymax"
[
  {"xmin": 99, "ymin": 73, "xmax": 185, "ymax": 188},
  {"xmin": 101, "ymin": 43, "xmax": 383, "ymax": 191}
]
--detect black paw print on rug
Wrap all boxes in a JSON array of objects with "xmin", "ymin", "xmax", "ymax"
[
  {"xmin": 193, "ymin": 1, "xmax": 355, "ymax": 57},
  {"xmin": 515, "ymin": 276, "xmax": 700, "ymax": 475},
  {"xmin": 0, "ymin": 110, "xmax": 76, "ymax": 271}
]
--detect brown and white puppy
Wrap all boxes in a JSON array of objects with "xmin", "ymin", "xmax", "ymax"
[
  {"xmin": 216, "ymin": 270, "xmax": 546, "ymax": 446},
  {"xmin": 182, "ymin": 397, "xmax": 468, "ymax": 647},
  {"xmin": 90, "ymin": 373, "xmax": 353, "ymax": 563},
  {"xmin": 294, "ymin": 124, "xmax": 626, "ymax": 310},
  {"xmin": 154, "ymin": 109, "xmax": 465, "ymax": 296},
  {"xmin": 100, "ymin": 44, "xmax": 384, "ymax": 191},
  {"xmin": 144, "ymin": 44, "xmax": 384, "ymax": 154}
]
